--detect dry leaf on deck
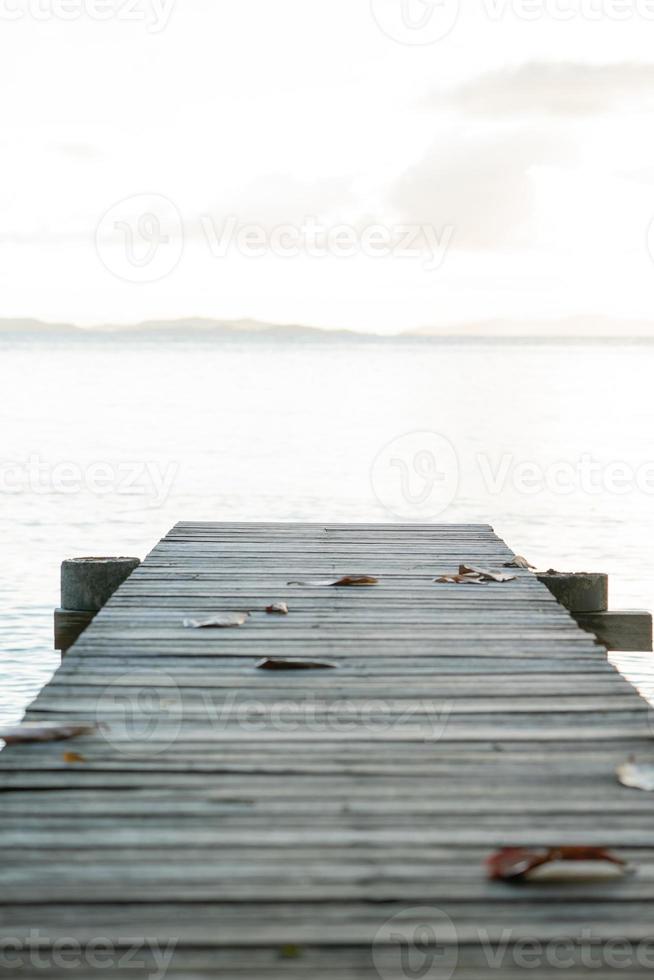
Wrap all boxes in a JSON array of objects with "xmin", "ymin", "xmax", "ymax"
[
  {"xmin": 287, "ymin": 575, "xmax": 378, "ymax": 587},
  {"xmin": 435, "ymin": 568, "xmax": 510, "ymax": 585},
  {"xmin": 459, "ymin": 565, "xmax": 516, "ymax": 583},
  {"xmin": 485, "ymin": 846, "xmax": 627, "ymax": 882},
  {"xmin": 0, "ymin": 722, "xmax": 95, "ymax": 745},
  {"xmin": 616, "ymin": 758, "xmax": 654, "ymax": 791},
  {"xmin": 256, "ymin": 657, "xmax": 337, "ymax": 671},
  {"xmin": 63, "ymin": 751, "xmax": 86, "ymax": 764},
  {"xmin": 503, "ymin": 556, "xmax": 535, "ymax": 570},
  {"xmin": 183, "ymin": 613, "xmax": 249, "ymax": 629},
  {"xmin": 435, "ymin": 574, "xmax": 484, "ymax": 585},
  {"xmin": 266, "ymin": 602, "xmax": 289, "ymax": 615}
]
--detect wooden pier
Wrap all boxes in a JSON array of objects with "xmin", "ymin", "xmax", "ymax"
[{"xmin": 1, "ymin": 522, "xmax": 654, "ymax": 977}]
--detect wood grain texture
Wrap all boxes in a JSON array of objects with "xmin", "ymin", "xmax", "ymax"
[{"xmin": 2, "ymin": 522, "xmax": 653, "ymax": 977}]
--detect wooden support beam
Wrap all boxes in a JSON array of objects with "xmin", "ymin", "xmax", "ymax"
[
  {"xmin": 55, "ymin": 556, "xmax": 140, "ymax": 654},
  {"xmin": 53, "ymin": 607, "xmax": 96, "ymax": 653},
  {"xmin": 573, "ymin": 610, "xmax": 653, "ymax": 652}
]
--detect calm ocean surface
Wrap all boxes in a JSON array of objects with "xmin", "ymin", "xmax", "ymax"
[{"xmin": 2, "ymin": 330, "xmax": 653, "ymax": 723}]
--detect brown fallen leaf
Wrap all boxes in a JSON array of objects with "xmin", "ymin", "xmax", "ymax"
[
  {"xmin": 486, "ymin": 847, "xmax": 627, "ymax": 882},
  {"xmin": 288, "ymin": 575, "xmax": 378, "ymax": 587},
  {"xmin": 616, "ymin": 758, "xmax": 654, "ymax": 791},
  {"xmin": 0, "ymin": 722, "xmax": 95, "ymax": 745},
  {"xmin": 266, "ymin": 602, "xmax": 289, "ymax": 615},
  {"xmin": 435, "ymin": 566, "xmax": 514, "ymax": 585},
  {"xmin": 256, "ymin": 657, "xmax": 337, "ymax": 671},
  {"xmin": 63, "ymin": 751, "xmax": 86, "ymax": 764},
  {"xmin": 503, "ymin": 556, "xmax": 535, "ymax": 570},
  {"xmin": 183, "ymin": 613, "xmax": 249, "ymax": 629},
  {"xmin": 459, "ymin": 565, "xmax": 517, "ymax": 583}
]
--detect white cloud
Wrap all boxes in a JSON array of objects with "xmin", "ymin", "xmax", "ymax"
[
  {"xmin": 1, "ymin": 3, "xmax": 654, "ymax": 327},
  {"xmin": 389, "ymin": 129, "xmax": 575, "ymax": 250},
  {"xmin": 436, "ymin": 61, "xmax": 654, "ymax": 117}
]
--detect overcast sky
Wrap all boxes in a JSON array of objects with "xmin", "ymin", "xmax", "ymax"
[{"xmin": 2, "ymin": 0, "xmax": 654, "ymax": 332}]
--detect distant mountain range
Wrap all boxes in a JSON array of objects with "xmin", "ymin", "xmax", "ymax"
[
  {"xmin": 0, "ymin": 317, "xmax": 349, "ymax": 337},
  {"xmin": 1, "ymin": 315, "xmax": 654, "ymax": 338},
  {"xmin": 413, "ymin": 316, "xmax": 654, "ymax": 338}
]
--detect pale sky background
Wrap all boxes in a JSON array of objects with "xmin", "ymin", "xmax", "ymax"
[{"xmin": 2, "ymin": 0, "xmax": 654, "ymax": 332}]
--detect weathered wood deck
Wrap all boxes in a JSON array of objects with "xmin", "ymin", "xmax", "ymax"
[{"xmin": 2, "ymin": 522, "xmax": 654, "ymax": 978}]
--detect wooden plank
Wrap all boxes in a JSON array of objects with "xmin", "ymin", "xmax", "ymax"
[{"xmin": 1, "ymin": 521, "xmax": 652, "ymax": 977}]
